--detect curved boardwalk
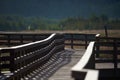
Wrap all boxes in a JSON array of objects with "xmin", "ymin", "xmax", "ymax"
[{"xmin": 21, "ymin": 49, "xmax": 85, "ymax": 80}]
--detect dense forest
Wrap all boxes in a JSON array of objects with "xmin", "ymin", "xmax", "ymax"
[{"xmin": 0, "ymin": 15, "xmax": 120, "ymax": 31}]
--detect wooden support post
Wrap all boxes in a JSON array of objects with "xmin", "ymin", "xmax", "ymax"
[
  {"xmin": 20, "ymin": 35, "xmax": 23, "ymax": 44},
  {"xmin": 0, "ymin": 50, "xmax": 1, "ymax": 74},
  {"xmin": 32, "ymin": 34, "xmax": 36, "ymax": 42},
  {"xmin": 10, "ymin": 49, "xmax": 15, "ymax": 73},
  {"xmin": 71, "ymin": 34, "xmax": 73, "ymax": 49},
  {"xmin": 113, "ymin": 39, "xmax": 117, "ymax": 76},
  {"xmin": 85, "ymin": 35, "xmax": 88, "ymax": 49},
  {"xmin": 104, "ymin": 25, "xmax": 108, "ymax": 37},
  {"xmin": 7, "ymin": 34, "xmax": 10, "ymax": 47},
  {"xmin": 95, "ymin": 35, "xmax": 100, "ymax": 58}
]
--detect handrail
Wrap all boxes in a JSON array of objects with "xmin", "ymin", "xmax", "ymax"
[
  {"xmin": 0, "ymin": 33, "xmax": 64, "ymax": 79},
  {"xmin": 95, "ymin": 34, "xmax": 100, "ymax": 37},
  {"xmin": 71, "ymin": 42, "xmax": 99, "ymax": 80},
  {"xmin": 64, "ymin": 33, "xmax": 97, "ymax": 49},
  {"xmin": 0, "ymin": 32, "xmax": 97, "ymax": 49},
  {"xmin": 11, "ymin": 33, "xmax": 55, "ymax": 49},
  {"xmin": 0, "ymin": 32, "xmax": 51, "ymax": 47},
  {"xmin": 95, "ymin": 35, "xmax": 120, "ymax": 78}
]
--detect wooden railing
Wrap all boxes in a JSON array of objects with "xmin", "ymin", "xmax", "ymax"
[
  {"xmin": 95, "ymin": 35, "xmax": 120, "ymax": 68},
  {"xmin": 0, "ymin": 32, "xmax": 51, "ymax": 47},
  {"xmin": 95, "ymin": 35, "xmax": 120, "ymax": 80},
  {"xmin": 0, "ymin": 32, "xmax": 99, "ymax": 80},
  {"xmin": 0, "ymin": 33, "xmax": 64, "ymax": 80},
  {"xmin": 71, "ymin": 42, "xmax": 99, "ymax": 80},
  {"xmin": 64, "ymin": 33, "xmax": 96, "ymax": 49},
  {"xmin": 0, "ymin": 32, "xmax": 97, "ymax": 49},
  {"xmin": 71, "ymin": 35, "xmax": 120, "ymax": 80},
  {"xmin": 1, "ymin": 32, "xmax": 119, "ymax": 80}
]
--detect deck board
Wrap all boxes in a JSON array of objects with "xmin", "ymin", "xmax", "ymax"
[
  {"xmin": 49, "ymin": 49, "xmax": 85, "ymax": 80},
  {"xmin": 22, "ymin": 49, "xmax": 85, "ymax": 80}
]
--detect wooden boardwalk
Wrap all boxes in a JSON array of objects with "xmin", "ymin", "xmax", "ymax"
[
  {"xmin": 21, "ymin": 49, "xmax": 85, "ymax": 80},
  {"xmin": 48, "ymin": 49, "xmax": 120, "ymax": 80},
  {"xmin": 49, "ymin": 49, "xmax": 85, "ymax": 80}
]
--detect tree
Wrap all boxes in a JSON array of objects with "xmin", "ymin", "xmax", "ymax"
[
  {"xmin": 99, "ymin": 14, "xmax": 108, "ymax": 23},
  {"xmin": 89, "ymin": 14, "xmax": 99, "ymax": 22}
]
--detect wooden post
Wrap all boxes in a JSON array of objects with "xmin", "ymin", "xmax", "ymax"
[
  {"xmin": 7, "ymin": 34, "xmax": 10, "ymax": 47},
  {"xmin": 10, "ymin": 49, "xmax": 15, "ymax": 73},
  {"xmin": 104, "ymin": 25, "xmax": 108, "ymax": 37},
  {"xmin": 0, "ymin": 50, "xmax": 1, "ymax": 74},
  {"xmin": 71, "ymin": 34, "xmax": 74, "ymax": 49},
  {"xmin": 85, "ymin": 35, "xmax": 88, "ymax": 49},
  {"xmin": 113, "ymin": 39, "xmax": 117, "ymax": 76},
  {"xmin": 95, "ymin": 34, "xmax": 100, "ymax": 58},
  {"xmin": 20, "ymin": 35, "xmax": 23, "ymax": 44},
  {"xmin": 32, "ymin": 34, "xmax": 36, "ymax": 42}
]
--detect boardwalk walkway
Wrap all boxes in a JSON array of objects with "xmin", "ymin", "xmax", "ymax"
[
  {"xmin": 21, "ymin": 49, "xmax": 85, "ymax": 80},
  {"xmin": 49, "ymin": 49, "xmax": 84, "ymax": 80}
]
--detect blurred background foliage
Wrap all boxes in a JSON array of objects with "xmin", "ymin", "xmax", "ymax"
[{"xmin": 0, "ymin": 14, "xmax": 120, "ymax": 31}]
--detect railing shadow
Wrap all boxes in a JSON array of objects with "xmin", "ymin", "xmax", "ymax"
[
  {"xmin": 27, "ymin": 50, "xmax": 74, "ymax": 80},
  {"xmin": 0, "ymin": 33, "xmax": 64, "ymax": 80}
]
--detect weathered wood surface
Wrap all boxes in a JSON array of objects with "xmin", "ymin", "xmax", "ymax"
[
  {"xmin": 19, "ymin": 49, "xmax": 84, "ymax": 80},
  {"xmin": 49, "ymin": 49, "xmax": 85, "ymax": 80},
  {"xmin": 1, "ymin": 48, "xmax": 119, "ymax": 80},
  {"xmin": 96, "ymin": 63, "xmax": 120, "ymax": 69},
  {"xmin": 0, "ymin": 33, "xmax": 65, "ymax": 80}
]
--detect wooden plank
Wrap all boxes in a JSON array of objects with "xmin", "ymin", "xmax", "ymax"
[
  {"xmin": 95, "ymin": 59, "xmax": 114, "ymax": 63},
  {"xmin": 95, "ymin": 50, "xmax": 114, "ymax": 54},
  {"xmin": 49, "ymin": 49, "xmax": 85, "ymax": 80}
]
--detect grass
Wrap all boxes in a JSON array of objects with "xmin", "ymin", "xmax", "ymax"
[{"xmin": 22, "ymin": 29, "xmax": 120, "ymax": 37}]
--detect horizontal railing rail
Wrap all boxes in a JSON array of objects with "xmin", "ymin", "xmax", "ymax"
[
  {"xmin": 95, "ymin": 35, "xmax": 120, "ymax": 80},
  {"xmin": 64, "ymin": 33, "xmax": 97, "ymax": 49},
  {"xmin": 1, "ymin": 32, "xmax": 119, "ymax": 80},
  {"xmin": 0, "ymin": 32, "xmax": 51, "ymax": 47},
  {"xmin": 71, "ymin": 42, "xmax": 99, "ymax": 80},
  {"xmin": 95, "ymin": 36, "xmax": 120, "ymax": 69},
  {"xmin": 0, "ymin": 32, "xmax": 97, "ymax": 49},
  {"xmin": 0, "ymin": 33, "xmax": 64, "ymax": 80}
]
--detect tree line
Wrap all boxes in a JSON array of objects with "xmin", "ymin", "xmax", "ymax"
[{"xmin": 0, "ymin": 15, "xmax": 120, "ymax": 31}]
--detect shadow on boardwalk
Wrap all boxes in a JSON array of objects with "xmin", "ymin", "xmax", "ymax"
[
  {"xmin": 49, "ymin": 49, "xmax": 84, "ymax": 80},
  {"xmin": 21, "ymin": 49, "xmax": 84, "ymax": 80}
]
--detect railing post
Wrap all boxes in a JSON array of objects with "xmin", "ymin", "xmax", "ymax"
[
  {"xmin": 20, "ymin": 34, "xmax": 23, "ymax": 44},
  {"xmin": 85, "ymin": 35, "xmax": 88, "ymax": 49},
  {"xmin": 7, "ymin": 34, "xmax": 10, "ymax": 47},
  {"xmin": 71, "ymin": 34, "xmax": 74, "ymax": 49},
  {"xmin": 95, "ymin": 34, "xmax": 100, "ymax": 58},
  {"xmin": 32, "ymin": 34, "xmax": 36, "ymax": 42},
  {"xmin": 10, "ymin": 49, "xmax": 15, "ymax": 73},
  {"xmin": 0, "ymin": 50, "xmax": 1, "ymax": 74},
  {"xmin": 93, "ymin": 45, "xmax": 96, "ymax": 69},
  {"xmin": 113, "ymin": 39, "xmax": 117, "ymax": 76},
  {"xmin": 104, "ymin": 25, "xmax": 108, "ymax": 37}
]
